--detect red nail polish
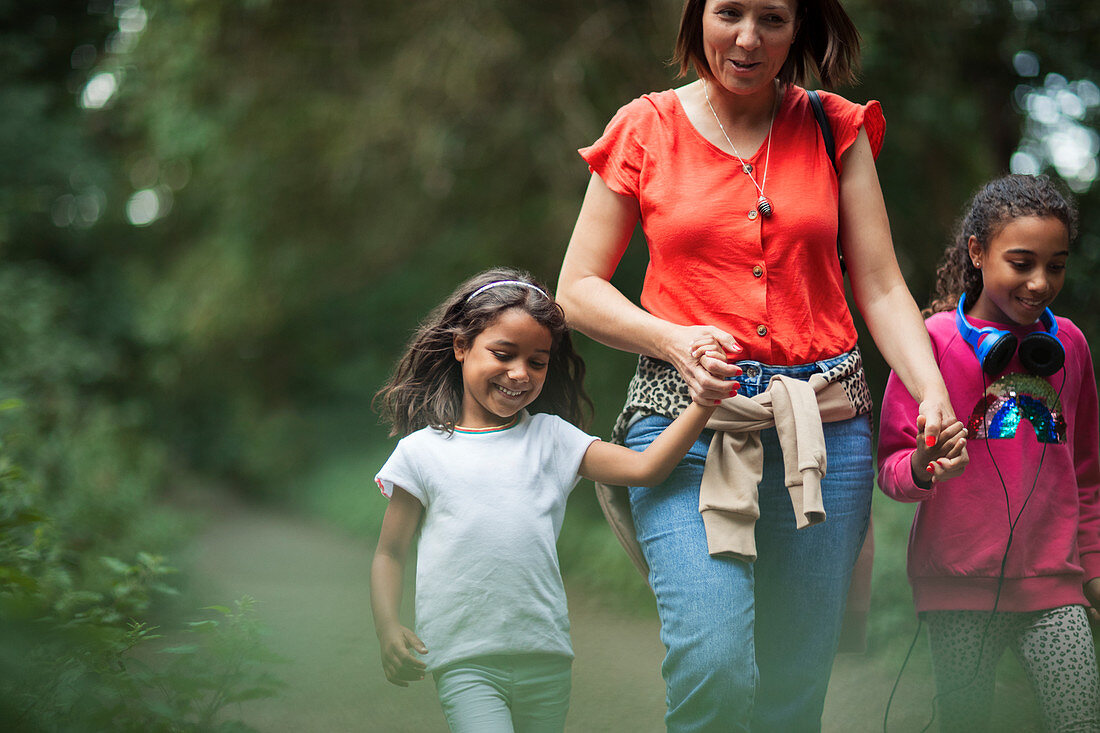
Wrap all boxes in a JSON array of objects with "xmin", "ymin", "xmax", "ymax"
[
  {"xmin": 926, "ymin": 463, "xmax": 934, "ymax": 473},
  {"xmin": 729, "ymin": 389, "xmax": 738, "ymax": 397},
  {"xmin": 925, "ymin": 436, "xmax": 937, "ymax": 447},
  {"xmin": 714, "ymin": 400, "xmax": 721, "ymax": 405}
]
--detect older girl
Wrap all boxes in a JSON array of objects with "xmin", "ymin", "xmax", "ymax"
[{"xmin": 878, "ymin": 175, "xmax": 1100, "ymax": 732}]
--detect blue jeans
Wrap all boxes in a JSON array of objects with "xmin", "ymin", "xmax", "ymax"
[
  {"xmin": 625, "ymin": 355, "xmax": 874, "ymax": 733},
  {"xmin": 434, "ymin": 654, "xmax": 572, "ymax": 733}
]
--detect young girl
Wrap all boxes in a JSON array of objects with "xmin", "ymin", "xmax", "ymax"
[
  {"xmin": 370, "ymin": 267, "xmax": 727, "ymax": 732},
  {"xmin": 878, "ymin": 175, "xmax": 1100, "ymax": 732}
]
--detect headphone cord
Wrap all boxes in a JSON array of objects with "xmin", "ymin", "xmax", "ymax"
[{"xmin": 883, "ymin": 617, "xmax": 923, "ymax": 733}]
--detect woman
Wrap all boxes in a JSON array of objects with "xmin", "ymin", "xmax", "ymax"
[{"xmin": 557, "ymin": 1, "xmax": 956, "ymax": 731}]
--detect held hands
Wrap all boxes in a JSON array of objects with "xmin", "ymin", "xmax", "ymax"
[
  {"xmin": 377, "ymin": 623, "xmax": 428, "ymax": 687},
  {"xmin": 915, "ymin": 393, "xmax": 956, "ymax": 453},
  {"xmin": 667, "ymin": 326, "xmax": 743, "ymax": 405},
  {"xmin": 910, "ymin": 414, "xmax": 968, "ymax": 487}
]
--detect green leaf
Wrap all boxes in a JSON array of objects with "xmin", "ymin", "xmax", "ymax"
[
  {"xmin": 100, "ymin": 556, "xmax": 132, "ymax": 575},
  {"xmin": 149, "ymin": 583, "xmax": 181, "ymax": 596},
  {"xmin": 186, "ymin": 620, "xmax": 219, "ymax": 630}
]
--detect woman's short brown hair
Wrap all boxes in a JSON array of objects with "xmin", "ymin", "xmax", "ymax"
[{"xmin": 673, "ymin": 0, "xmax": 861, "ymax": 89}]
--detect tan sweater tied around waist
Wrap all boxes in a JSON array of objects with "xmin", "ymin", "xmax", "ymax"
[
  {"xmin": 701, "ymin": 373, "xmax": 857, "ymax": 562},
  {"xmin": 595, "ymin": 348, "xmax": 873, "ymax": 652}
]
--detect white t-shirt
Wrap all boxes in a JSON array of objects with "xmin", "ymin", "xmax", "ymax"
[{"xmin": 374, "ymin": 411, "xmax": 599, "ymax": 670}]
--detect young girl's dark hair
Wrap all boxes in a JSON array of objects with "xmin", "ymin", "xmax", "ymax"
[
  {"xmin": 926, "ymin": 174, "xmax": 1078, "ymax": 316},
  {"xmin": 374, "ymin": 267, "xmax": 591, "ymax": 437},
  {"xmin": 673, "ymin": 0, "xmax": 862, "ymax": 89}
]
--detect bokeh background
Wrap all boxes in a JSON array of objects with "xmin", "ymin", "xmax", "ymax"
[{"xmin": 3, "ymin": 1, "xmax": 1099, "ymax": 730}]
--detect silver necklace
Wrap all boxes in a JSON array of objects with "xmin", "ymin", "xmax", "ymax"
[{"xmin": 703, "ymin": 79, "xmax": 778, "ymax": 218}]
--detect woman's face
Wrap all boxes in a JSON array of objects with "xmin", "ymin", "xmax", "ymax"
[{"xmin": 702, "ymin": 0, "xmax": 798, "ymax": 96}]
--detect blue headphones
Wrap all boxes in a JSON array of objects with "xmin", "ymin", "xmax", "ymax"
[{"xmin": 955, "ymin": 293, "xmax": 1064, "ymax": 377}]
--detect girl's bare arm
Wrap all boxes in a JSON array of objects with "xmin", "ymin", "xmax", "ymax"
[
  {"xmin": 579, "ymin": 401, "xmax": 718, "ymax": 487},
  {"xmin": 370, "ymin": 487, "xmax": 428, "ymax": 686}
]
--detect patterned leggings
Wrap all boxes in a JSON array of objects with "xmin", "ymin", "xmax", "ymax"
[{"xmin": 923, "ymin": 605, "xmax": 1100, "ymax": 733}]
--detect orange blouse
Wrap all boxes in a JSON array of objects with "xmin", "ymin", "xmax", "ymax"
[{"xmin": 580, "ymin": 85, "xmax": 885, "ymax": 365}]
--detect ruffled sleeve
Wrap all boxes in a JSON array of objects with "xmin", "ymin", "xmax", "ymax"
[
  {"xmin": 578, "ymin": 96, "xmax": 654, "ymax": 199},
  {"xmin": 819, "ymin": 91, "xmax": 885, "ymax": 173}
]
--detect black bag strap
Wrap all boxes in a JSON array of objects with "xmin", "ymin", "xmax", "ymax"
[{"xmin": 807, "ymin": 90, "xmax": 845, "ymax": 273}]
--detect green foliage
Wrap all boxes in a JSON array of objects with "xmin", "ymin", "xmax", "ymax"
[
  {"xmin": 142, "ymin": 598, "xmax": 287, "ymax": 729},
  {"xmin": 0, "ymin": 417, "xmax": 283, "ymax": 732}
]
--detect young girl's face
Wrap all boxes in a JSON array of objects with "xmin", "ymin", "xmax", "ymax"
[
  {"xmin": 453, "ymin": 307, "xmax": 553, "ymax": 429},
  {"xmin": 967, "ymin": 215, "xmax": 1069, "ymax": 327}
]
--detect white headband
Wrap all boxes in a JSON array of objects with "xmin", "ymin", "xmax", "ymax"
[{"xmin": 464, "ymin": 280, "xmax": 549, "ymax": 304}]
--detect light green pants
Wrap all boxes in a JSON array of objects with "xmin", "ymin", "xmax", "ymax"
[{"xmin": 433, "ymin": 653, "xmax": 572, "ymax": 733}]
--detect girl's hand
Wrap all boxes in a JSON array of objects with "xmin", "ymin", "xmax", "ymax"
[
  {"xmin": 1084, "ymin": 578, "xmax": 1100, "ymax": 625},
  {"xmin": 378, "ymin": 623, "xmax": 428, "ymax": 687},
  {"xmin": 911, "ymin": 416, "xmax": 968, "ymax": 486},
  {"xmin": 666, "ymin": 326, "xmax": 743, "ymax": 405}
]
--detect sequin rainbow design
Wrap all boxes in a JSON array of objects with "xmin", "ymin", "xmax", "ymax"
[{"xmin": 967, "ymin": 373, "xmax": 1065, "ymax": 444}]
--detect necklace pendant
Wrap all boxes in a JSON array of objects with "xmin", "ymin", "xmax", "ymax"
[
  {"xmin": 756, "ymin": 196, "xmax": 773, "ymax": 218},
  {"xmin": 742, "ymin": 163, "xmax": 753, "ymax": 174}
]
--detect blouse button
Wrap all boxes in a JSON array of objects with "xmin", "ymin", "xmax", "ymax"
[
  {"xmin": 747, "ymin": 209, "xmax": 758, "ymax": 221},
  {"xmin": 756, "ymin": 324, "xmax": 768, "ymax": 337},
  {"xmin": 752, "ymin": 265, "xmax": 763, "ymax": 278}
]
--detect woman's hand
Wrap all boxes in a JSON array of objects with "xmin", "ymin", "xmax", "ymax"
[
  {"xmin": 664, "ymin": 326, "xmax": 743, "ymax": 405},
  {"xmin": 377, "ymin": 622, "xmax": 428, "ymax": 687},
  {"xmin": 916, "ymin": 392, "xmax": 957, "ymax": 450}
]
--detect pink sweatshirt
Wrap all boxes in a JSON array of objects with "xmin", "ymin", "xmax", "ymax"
[{"xmin": 877, "ymin": 311, "xmax": 1100, "ymax": 613}]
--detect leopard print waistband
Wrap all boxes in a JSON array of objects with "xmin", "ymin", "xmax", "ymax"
[{"xmin": 610, "ymin": 347, "xmax": 873, "ymax": 444}]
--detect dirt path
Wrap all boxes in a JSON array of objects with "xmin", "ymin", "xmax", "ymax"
[{"xmin": 181, "ymin": 494, "xmax": 1039, "ymax": 732}]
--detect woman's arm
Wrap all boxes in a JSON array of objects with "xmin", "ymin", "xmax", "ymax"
[
  {"xmin": 579, "ymin": 401, "xmax": 718, "ymax": 487},
  {"xmin": 839, "ymin": 129, "xmax": 955, "ymax": 443},
  {"xmin": 557, "ymin": 173, "xmax": 741, "ymax": 404},
  {"xmin": 370, "ymin": 487, "xmax": 428, "ymax": 687}
]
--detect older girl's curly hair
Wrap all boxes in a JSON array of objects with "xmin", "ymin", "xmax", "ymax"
[
  {"xmin": 374, "ymin": 267, "xmax": 591, "ymax": 437},
  {"xmin": 926, "ymin": 174, "xmax": 1077, "ymax": 316}
]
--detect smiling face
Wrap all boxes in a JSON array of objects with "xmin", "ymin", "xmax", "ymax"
[
  {"xmin": 967, "ymin": 215, "xmax": 1070, "ymax": 326},
  {"xmin": 702, "ymin": 0, "xmax": 798, "ymax": 96},
  {"xmin": 453, "ymin": 307, "xmax": 553, "ymax": 429}
]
